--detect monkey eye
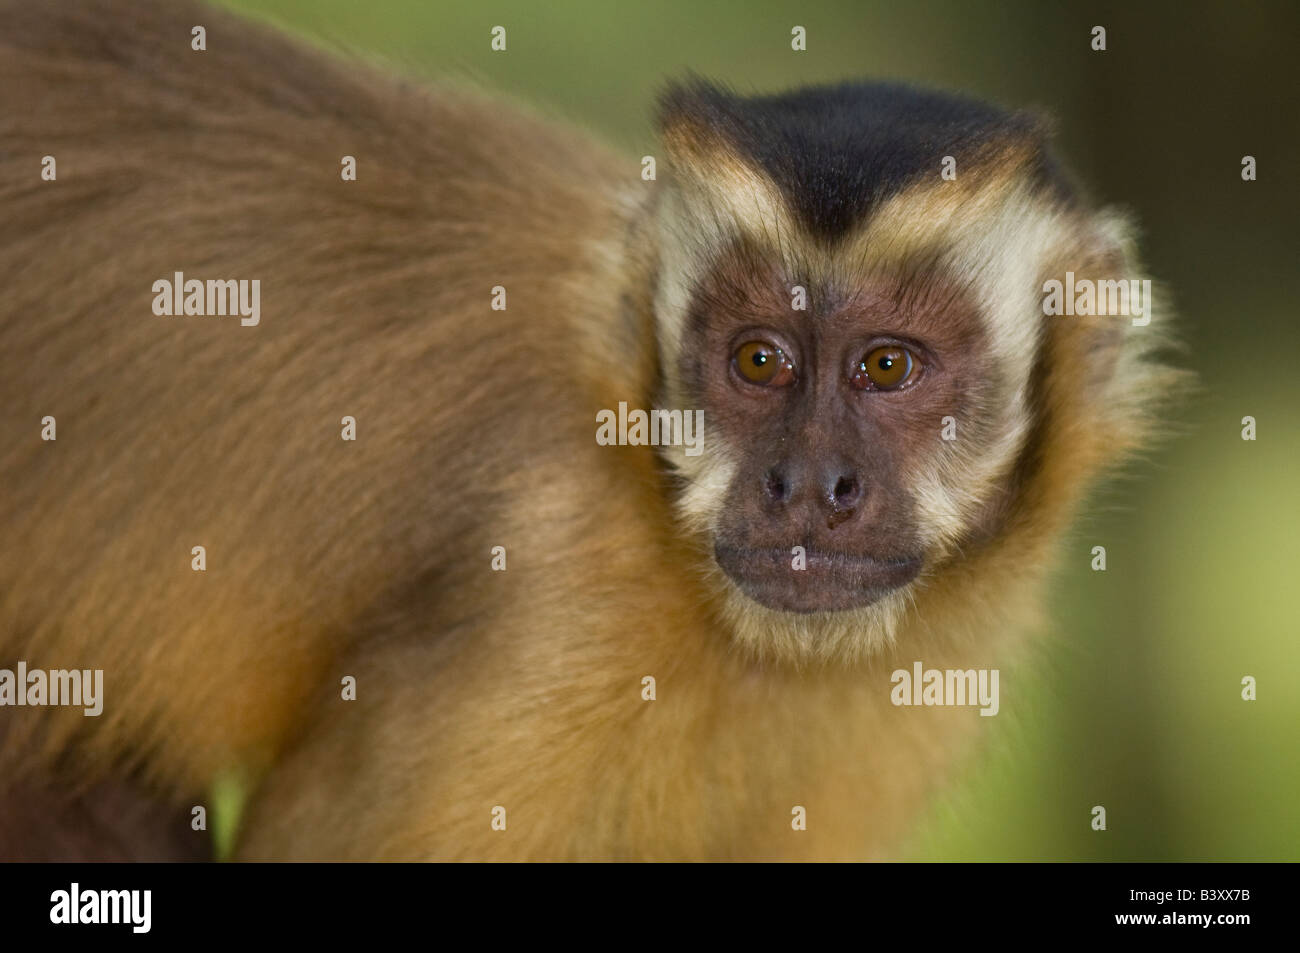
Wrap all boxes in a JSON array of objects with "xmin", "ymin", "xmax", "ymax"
[
  {"xmin": 733, "ymin": 340, "xmax": 795, "ymax": 387},
  {"xmin": 852, "ymin": 345, "xmax": 919, "ymax": 391}
]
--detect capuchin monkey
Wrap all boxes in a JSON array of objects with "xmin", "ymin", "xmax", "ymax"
[{"xmin": 0, "ymin": 0, "xmax": 1181, "ymax": 861}]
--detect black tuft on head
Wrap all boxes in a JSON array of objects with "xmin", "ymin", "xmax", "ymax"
[{"xmin": 659, "ymin": 78, "xmax": 1072, "ymax": 242}]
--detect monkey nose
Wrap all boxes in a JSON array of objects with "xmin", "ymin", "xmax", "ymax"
[{"xmin": 763, "ymin": 465, "xmax": 862, "ymax": 523}]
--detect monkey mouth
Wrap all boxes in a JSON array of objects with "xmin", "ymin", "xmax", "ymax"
[{"xmin": 713, "ymin": 545, "xmax": 923, "ymax": 614}]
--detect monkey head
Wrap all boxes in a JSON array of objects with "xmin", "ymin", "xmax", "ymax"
[{"xmin": 649, "ymin": 80, "xmax": 1165, "ymax": 664}]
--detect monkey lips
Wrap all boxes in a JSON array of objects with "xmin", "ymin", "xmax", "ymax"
[{"xmin": 713, "ymin": 545, "xmax": 923, "ymax": 613}]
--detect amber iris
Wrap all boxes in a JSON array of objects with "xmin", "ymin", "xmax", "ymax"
[
  {"xmin": 734, "ymin": 341, "xmax": 789, "ymax": 385},
  {"xmin": 854, "ymin": 346, "xmax": 916, "ymax": 390}
]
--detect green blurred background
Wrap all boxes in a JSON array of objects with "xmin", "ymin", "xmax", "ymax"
[{"xmin": 216, "ymin": 0, "xmax": 1300, "ymax": 860}]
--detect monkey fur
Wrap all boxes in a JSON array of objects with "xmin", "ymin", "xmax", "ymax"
[{"xmin": 0, "ymin": 0, "xmax": 1181, "ymax": 860}]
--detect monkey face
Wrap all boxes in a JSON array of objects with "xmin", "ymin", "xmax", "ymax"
[
  {"xmin": 672, "ymin": 242, "xmax": 1005, "ymax": 620},
  {"xmin": 648, "ymin": 81, "xmax": 1155, "ymax": 662}
]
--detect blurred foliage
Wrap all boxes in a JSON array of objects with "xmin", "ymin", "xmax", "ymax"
[{"xmin": 217, "ymin": 0, "xmax": 1300, "ymax": 860}]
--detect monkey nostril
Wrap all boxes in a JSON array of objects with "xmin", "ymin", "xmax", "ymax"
[
  {"xmin": 832, "ymin": 476, "xmax": 860, "ymax": 509},
  {"xmin": 764, "ymin": 470, "xmax": 788, "ymax": 503}
]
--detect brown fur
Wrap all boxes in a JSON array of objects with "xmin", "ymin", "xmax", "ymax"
[{"xmin": 0, "ymin": 0, "xmax": 1181, "ymax": 860}]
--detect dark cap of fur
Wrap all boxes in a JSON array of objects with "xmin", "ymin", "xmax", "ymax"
[{"xmin": 659, "ymin": 78, "xmax": 1072, "ymax": 242}]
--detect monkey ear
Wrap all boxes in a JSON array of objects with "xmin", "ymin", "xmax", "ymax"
[{"xmin": 1042, "ymin": 210, "xmax": 1187, "ymax": 462}]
